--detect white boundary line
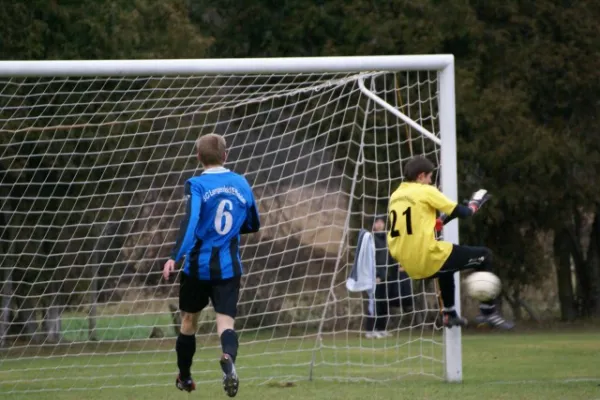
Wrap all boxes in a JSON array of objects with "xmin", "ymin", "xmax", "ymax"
[{"xmin": 487, "ymin": 377, "xmax": 600, "ymax": 385}]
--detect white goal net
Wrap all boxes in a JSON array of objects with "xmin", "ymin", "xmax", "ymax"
[{"xmin": 0, "ymin": 56, "xmax": 460, "ymax": 394}]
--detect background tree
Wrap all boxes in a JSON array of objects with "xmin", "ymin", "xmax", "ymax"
[
  {"xmin": 191, "ymin": 0, "xmax": 600, "ymax": 319},
  {"xmin": 0, "ymin": 0, "xmax": 210, "ymax": 343},
  {"xmin": 1, "ymin": 0, "xmax": 599, "ymax": 330}
]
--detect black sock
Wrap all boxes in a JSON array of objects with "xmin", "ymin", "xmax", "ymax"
[
  {"xmin": 220, "ymin": 329, "xmax": 239, "ymax": 363},
  {"xmin": 479, "ymin": 300, "xmax": 496, "ymax": 316},
  {"xmin": 438, "ymin": 274, "xmax": 456, "ymax": 315},
  {"xmin": 443, "ymin": 308, "xmax": 458, "ymax": 317},
  {"xmin": 176, "ymin": 333, "xmax": 196, "ymax": 380}
]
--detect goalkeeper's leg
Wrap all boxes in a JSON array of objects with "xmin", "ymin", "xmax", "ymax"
[
  {"xmin": 437, "ymin": 245, "xmax": 514, "ymax": 330},
  {"xmin": 212, "ymin": 277, "xmax": 241, "ymax": 398},
  {"xmin": 436, "ymin": 273, "xmax": 468, "ymax": 328}
]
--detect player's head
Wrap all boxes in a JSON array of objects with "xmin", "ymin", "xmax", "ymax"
[
  {"xmin": 372, "ymin": 215, "xmax": 386, "ymax": 232},
  {"xmin": 196, "ymin": 134, "xmax": 227, "ymax": 167},
  {"xmin": 404, "ymin": 156, "xmax": 435, "ymax": 184},
  {"xmin": 373, "ymin": 217, "xmax": 386, "ymax": 232}
]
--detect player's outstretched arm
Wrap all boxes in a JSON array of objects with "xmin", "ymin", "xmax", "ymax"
[
  {"xmin": 438, "ymin": 189, "xmax": 490, "ymax": 227},
  {"xmin": 163, "ymin": 182, "xmax": 201, "ymax": 280}
]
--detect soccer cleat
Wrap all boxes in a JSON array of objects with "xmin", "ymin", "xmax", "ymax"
[
  {"xmin": 475, "ymin": 313, "xmax": 515, "ymax": 330},
  {"xmin": 220, "ymin": 353, "xmax": 239, "ymax": 397},
  {"xmin": 443, "ymin": 313, "xmax": 468, "ymax": 328},
  {"xmin": 175, "ymin": 374, "xmax": 196, "ymax": 392}
]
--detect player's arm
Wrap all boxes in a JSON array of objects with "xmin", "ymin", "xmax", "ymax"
[
  {"xmin": 169, "ymin": 181, "xmax": 202, "ymax": 262},
  {"xmin": 240, "ymin": 186, "xmax": 260, "ymax": 234},
  {"xmin": 439, "ymin": 189, "xmax": 491, "ymax": 226},
  {"xmin": 437, "ymin": 205, "xmax": 472, "ymax": 227}
]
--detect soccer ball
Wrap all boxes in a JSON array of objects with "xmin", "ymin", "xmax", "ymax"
[{"xmin": 464, "ymin": 271, "xmax": 501, "ymax": 301}]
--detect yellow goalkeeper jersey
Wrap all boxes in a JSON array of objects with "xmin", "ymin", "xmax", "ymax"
[{"xmin": 386, "ymin": 182, "xmax": 457, "ymax": 279}]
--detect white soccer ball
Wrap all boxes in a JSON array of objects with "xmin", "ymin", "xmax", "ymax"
[{"xmin": 464, "ymin": 271, "xmax": 501, "ymax": 301}]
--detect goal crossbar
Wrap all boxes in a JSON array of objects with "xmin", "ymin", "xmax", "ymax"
[{"xmin": 0, "ymin": 55, "xmax": 454, "ymax": 77}]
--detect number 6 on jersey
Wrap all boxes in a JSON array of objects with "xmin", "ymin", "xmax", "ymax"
[{"xmin": 215, "ymin": 199, "xmax": 233, "ymax": 235}]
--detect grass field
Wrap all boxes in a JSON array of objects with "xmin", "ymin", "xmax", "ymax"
[{"xmin": 2, "ymin": 327, "xmax": 599, "ymax": 400}]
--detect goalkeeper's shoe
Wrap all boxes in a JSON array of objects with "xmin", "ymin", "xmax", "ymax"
[
  {"xmin": 175, "ymin": 375, "xmax": 196, "ymax": 392},
  {"xmin": 220, "ymin": 353, "xmax": 239, "ymax": 398},
  {"xmin": 475, "ymin": 313, "xmax": 515, "ymax": 330},
  {"xmin": 443, "ymin": 313, "xmax": 468, "ymax": 328}
]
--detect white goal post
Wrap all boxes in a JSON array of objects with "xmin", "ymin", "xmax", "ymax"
[{"xmin": 0, "ymin": 55, "xmax": 462, "ymax": 394}]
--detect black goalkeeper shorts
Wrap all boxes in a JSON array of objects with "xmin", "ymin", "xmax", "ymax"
[
  {"xmin": 437, "ymin": 244, "xmax": 493, "ymax": 274},
  {"xmin": 179, "ymin": 273, "xmax": 241, "ymax": 318}
]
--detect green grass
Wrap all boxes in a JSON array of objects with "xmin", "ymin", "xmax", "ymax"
[
  {"xmin": 60, "ymin": 311, "xmax": 175, "ymax": 341},
  {"xmin": 2, "ymin": 328, "xmax": 599, "ymax": 400}
]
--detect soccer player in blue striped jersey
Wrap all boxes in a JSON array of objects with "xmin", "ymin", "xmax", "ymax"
[{"xmin": 163, "ymin": 133, "xmax": 260, "ymax": 397}]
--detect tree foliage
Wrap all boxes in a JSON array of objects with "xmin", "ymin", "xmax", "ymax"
[
  {"xmin": 0, "ymin": 0, "xmax": 210, "ymax": 59},
  {"xmin": 0, "ymin": 0, "xmax": 210, "ymax": 343},
  {"xmin": 193, "ymin": 0, "xmax": 600, "ymax": 317},
  {"xmin": 1, "ymin": 0, "xmax": 600, "ymax": 326}
]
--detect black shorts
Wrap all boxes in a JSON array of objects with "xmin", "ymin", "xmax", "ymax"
[
  {"xmin": 437, "ymin": 244, "xmax": 492, "ymax": 275},
  {"xmin": 179, "ymin": 273, "xmax": 241, "ymax": 318}
]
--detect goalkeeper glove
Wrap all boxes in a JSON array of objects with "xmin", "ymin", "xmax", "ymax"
[
  {"xmin": 468, "ymin": 189, "xmax": 490, "ymax": 213},
  {"xmin": 435, "ymin": 218, "xmax": 443, "ymax": 232},
  {"xmin": 435, "ymin": 213, "xmax": 447, "ymax": 232}
]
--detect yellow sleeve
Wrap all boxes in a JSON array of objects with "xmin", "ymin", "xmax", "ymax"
[{"xmin": 422, "ymin": 185, "xmax": 457, "ymax": 215}]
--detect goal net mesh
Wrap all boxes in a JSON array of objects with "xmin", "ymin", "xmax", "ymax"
[{"xmin": 0, "ymin": 68, "xmax": 444, "ymax": 393}]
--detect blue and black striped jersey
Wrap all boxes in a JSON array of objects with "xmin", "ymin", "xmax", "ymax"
[{"xmin": 170, "ymin": 167, "xmax": 260, "ymax": 280}]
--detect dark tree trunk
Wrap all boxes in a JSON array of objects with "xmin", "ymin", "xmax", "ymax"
[
  {"xmin": 567, "ymin": 210, "xmax": 593, "ymax": 316},
  {"xmin": 0, "ymin": 209, "xmax": 12, "ymax": 347},
  {"xmin": 88, "ymin": 223, "xmax": 108, "ymax": 341},
  {"xmin": 0, "ymin": 267, "xmax": 12, "ymax": 348},
  {"xmin": 42, "ymin": 289, "xmax": 62, "ymax": 344},
  {"xmin": 40, "ymin": 241, "xmax": 63, "ymax": 344},
  {"xmin": 586, "ymin": 208, "xmax": 600, "ymax": 316},
  {"xmin": 5, "ymin": 295, "xmax": 40, "ymax": 343},
  {"xmin": 554, "ymin": 229, "xmax": 577, "ymax": 321},
  {"xmin": 505, "ymin": 288, "xmax": 522, "ymax": 320}
]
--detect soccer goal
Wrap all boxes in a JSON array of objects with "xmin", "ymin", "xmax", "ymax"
[{"xmin": 0, "ymin": 55, "xmax": 461, "ymax": 394}]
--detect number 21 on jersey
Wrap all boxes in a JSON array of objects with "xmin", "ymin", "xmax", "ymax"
[{"xmin": 389, "ymin": 206, "xmax": 412, "ymax": 237}]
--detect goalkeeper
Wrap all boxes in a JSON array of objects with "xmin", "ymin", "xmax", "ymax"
[
  {"xmin": 386, "ymin": 156, "xmax": 513, "ymax": 330},
  {"xmin": 163, "ymin": 133, "xmax": 260, "ymax": 396}
]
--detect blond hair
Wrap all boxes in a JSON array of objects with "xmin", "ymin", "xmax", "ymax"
[{"xmin": 196, "ymin": 134, "xmax": 227, "ymax": 166}]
